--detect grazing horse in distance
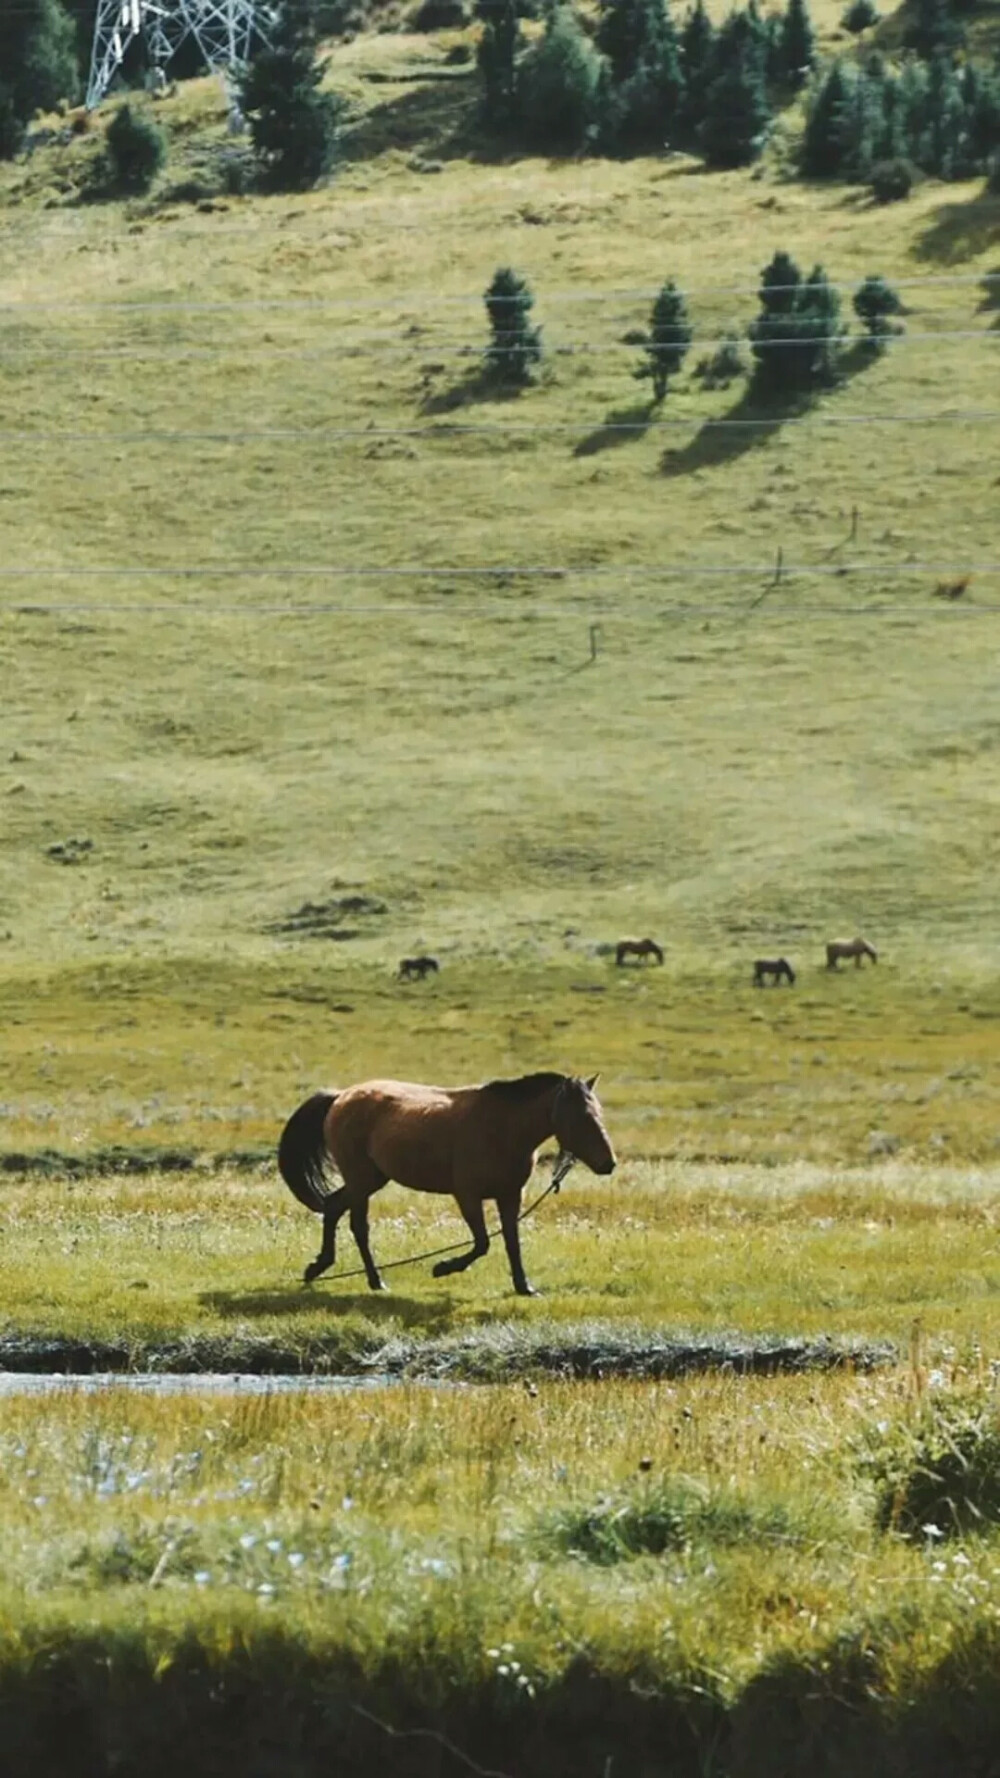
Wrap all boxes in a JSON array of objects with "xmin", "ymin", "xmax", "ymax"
[
  {"xmin": 398, "ymin": 955, "xmax": 440, "ymax": 981},
  {"xmin": 278, "ymin": 1072, "xmax": 616, "ymax": 1296},
  {"xmin": 826, "ymin": 936, "xmax": 878, "ymax": 969},
  {"xmin": 616, "ymin": 937, "xmax": 664, "ymax": 967},
  {"xmin": 934, "ymin": 576, "xmax": 970, "ymax": 600},
  {"xmin": 753, "ymin": 957, "xmax": 795, "ymax": 987}
]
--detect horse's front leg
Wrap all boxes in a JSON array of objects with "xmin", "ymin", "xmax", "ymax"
[
  {"xmin": 349, "ymin": 1194, "xmax": 387, "ymax": 1292},
  {"xmin": 432, "ymin": 1196, "xmax": 489, "ymax": 1279},
  {"xmin": 497, "ymin": 1191, "xmax": 535, "ymax": 1296},
  {"xmin": 303, "ymin": 1186, "xmax": 349, "ymax": 1284}
]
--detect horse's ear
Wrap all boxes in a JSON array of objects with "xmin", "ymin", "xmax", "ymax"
[{"xmin": 585, "ymin": 1073, "xmax": 600, "ymax": 1089}]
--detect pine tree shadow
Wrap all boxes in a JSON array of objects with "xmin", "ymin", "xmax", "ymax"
[
  {"xmin": 979, "ymin": 265, "xmax": 1000, "ymax": 325},
  {"xmin": 660, "ymin": 343, "xmax": 879, "ymax": 478},
  {"xmin": 913, "ymin": 193, "xmax": 1000, "ymax": 265},
  {"xmin": 573, "ymin": 400, "xmax": 657, "ymax": 458},
  {"xmin": 418, "ymin": 367, "xmax": 530, "ymax": 415}
]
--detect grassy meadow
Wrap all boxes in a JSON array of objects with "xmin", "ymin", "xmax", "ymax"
[{"xmin": 1, "ymin": 6, "xmax": 1000, "ymax": 1768}]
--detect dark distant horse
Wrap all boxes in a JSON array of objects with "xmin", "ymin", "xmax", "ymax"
[
  {"xmin": 398, "ymin": 955, "xmax": 440, "ymax": 981},
  {"xmin": 826, "ymin": 937, "xmax": 878, "ymax": 969},
  {"xmin": 753, "ymin": 957, "xmax": 796, "ymax": 987},
  {"xmin": 278, "ymin": 1072, "xmax": 616, "ymax": 1296},
  {"xmin": 616, "ymin": 937, "xmax": 664, "ymax": 967}
]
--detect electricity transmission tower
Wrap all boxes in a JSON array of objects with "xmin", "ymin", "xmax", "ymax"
[{"xmin": 86, "ymin": 0, "xmax": 268, "ymax": 109}]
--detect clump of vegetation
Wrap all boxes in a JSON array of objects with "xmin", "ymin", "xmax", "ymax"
[
  {"xmin": 699, "ymin": 9, "xmax": 772, "ymax": 167},
  {"xmin": 804, "ymin": 54, "xmax": 1000, "ymax": 184},
  {"xmin": 519, "ymin": 4, "xmax": 607, "ymax": 151},
  {"xmin": 634, "ymin": 280, "xmax": 692, "ymax": 400},
  {"xmin": 870, "ymin": 155, "xmax": 915, "ymax": 201},
  {"xmin": 239, "ymin": 5, "xmax": 342, "ymax": 190},
  {"xmin": 536, "ymin": 1477, "xmax": 814, "ymax": 1563},
  {"xmin": 842, "ymin": 0, "xmax": 879, "ymax": 29},
  {"xmin": 749, "ymin": 250, "xmax": 844, "ymax": 395},
  {"xmin": 858, "ymin": 1395, "xmax": 1000, "ymax": 1539},
  {"xmin": 695, "ymin": 331, "xmax": 747, "ymax": 386},
  {"xmin": 853, "ymin": 273, "xmax": 904, "ymax": 350},
  {"xmin": 780, "ymin": 0, "xmax": 815, "ymax": 91},
  {"xmin": 103, "ymin": 102, "xmax": 167, "ymax": 194},
  {"xmin": 483, "ymin": 266, "xmax": 542, "ymax": 384},
  {"xmin": 0, "ymin": 0, "xmax": 78, "ymax": 160},
  {"xmin": 476, "ymin": 0, "xmax": 522, "ymax": 128},
  {"xmin": 412, "ymin": 0, "xmax": 469, "ymax": 26}
]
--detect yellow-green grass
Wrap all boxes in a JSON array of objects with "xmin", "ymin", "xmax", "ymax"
[
  {"xmin": 1, "ymin": 1373, "xmax": 1000, "ymax": 1776},
  {"xmin": 1, "ymin": 1160, "xmax": 999, "ymax": 1360}
]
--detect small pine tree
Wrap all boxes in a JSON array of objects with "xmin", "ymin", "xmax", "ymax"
[
  {"xmin": 104, "ymin": 101, "xmax": 166, "ymax": 193},
  {"xmin": 700, "ymin": 36, "xmax": 770, "ymax": 166},
  {"xmin": 477, "ymin": 0, "xmax": 522, "ymax": 129},
  {"xmin": 904, "ymin": 0, "xmax": 962, "ymax": 59},
  {"xmin": 239, "ymin": 8, "xmax": 341, "ymax": 190},
  {"xmin": 780, "ymin": 0, "xmax": 815, "ymax": 90},
  {"xmin": 853, "ymin": 273, "xmax": 903, "ymax": 349},
  {"xmin": 484, "ymin": 267, "xmax": 542, "ymax": 384},
  {"xmin": 635, "ymin": 279, "xmax": 692, "ymax": 400},
  {"xmin": 520, "ymin": 5, "xmax": 607, "ymax": 150},
  {"xmin": 599, "ymin": 0, "xmax": 686, "ymax": 147}
]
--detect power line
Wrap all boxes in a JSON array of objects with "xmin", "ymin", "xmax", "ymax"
[
  {"xmin": 0, "ymin": 408, "xmax": 996, "ymax": 443},
  {"xmin": 4, "ymin": 598, "xmax": 1000, "ymax": 617},
  {"xmin": 0, "ymin": 328, "xmax": 992, "ymax": 366},
  {"xmin": 0, "ymin": 271, "xmax": 995, "ymax": 316},
  {"xmin": 2, "ymin": 560, "xmax": 999, "ymax": 581}
]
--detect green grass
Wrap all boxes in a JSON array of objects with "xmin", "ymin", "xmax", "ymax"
[{"xmin": 2, "ymin": 12, "xmax": 1000, "ymax": 1768}]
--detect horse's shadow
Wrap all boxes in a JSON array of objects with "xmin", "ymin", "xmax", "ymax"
[
  {"xmin": 199, "ymin": 1287, "xmax": 460, "ymax": 1332},
  {"xmin": 573, "ymin": 400, "xmax": 656, "ymax": 459}
]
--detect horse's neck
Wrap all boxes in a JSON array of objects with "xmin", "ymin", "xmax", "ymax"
[{"xmin": 515, "ymin": 1083, "xmax": 562, "ymax": 1153}]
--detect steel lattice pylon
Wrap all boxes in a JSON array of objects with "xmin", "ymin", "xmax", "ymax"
[{"xmin": 86, "ymin": 0, "xmax": 269, "ymax": 108}]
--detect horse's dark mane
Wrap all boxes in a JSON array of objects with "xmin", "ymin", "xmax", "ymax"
[{"xmin": 482, "ymin": 1071, "xmax": 568, "ymax": 1100}]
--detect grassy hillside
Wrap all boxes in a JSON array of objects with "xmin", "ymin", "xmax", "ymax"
[{"xmin": 1, "ymin": 19, "xmax": 998, "ymax": 1158}]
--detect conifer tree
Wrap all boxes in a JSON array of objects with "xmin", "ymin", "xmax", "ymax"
[
  {"xmin": 0, "ymin": 0, "xmax": 77, "ymax": 155},
  {"xmin": 635, "ymin": 279, "xmax": 692, "ymax": 399},
  {"xmin": 749, "ymin": 251, "xmax": 843, "ymax": 393},
  {"xmin": 700, "ymin": 26, "xmax": 770, "ymax": 167},
  {"xmin": 679, "ymin": 0, "xmax": 715, "ymax": 134},
  {"xmin": 598, "ymin": 0, "xmax": 685, "ymax": 147},
  {"xmin": 780, "ymin": 0, "xmax": 815, "ymax": 90},
  {"xmin": 801, "ymin": 59, "xmax": 854, "ymax": 175},
  {"xmin": 477, "ymin": 0, "xmax": 522, "ymax": 128},
  {"xmin": 239, "ymin": 7, "xmax": 341, "ymax": 189},
  {"xmin": 853, "ymin": 273, "xmax": 903, "ymax": 350},
  {"xmin": 484, "ymin": 267, "xmax": 542, "ymax": 384}
]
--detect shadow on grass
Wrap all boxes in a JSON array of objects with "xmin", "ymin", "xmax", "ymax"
[
  {"xmin": 418, "ymin": 367, "xmax": 529, "ymax": 416},
  {"xmin": 573, "ymin": 399, "xmax": 657, "ymax": 458},
  {"xmin": 913, "ymin": 192, "xmax": 1000, "ymax": 265},
  {"xmin": 199, "ymin": 1287, "xmax": 459, "ymax": 1331},
  {"xmin": 660, "ymin": 342, "xmax": 878, "ymax": 478}
]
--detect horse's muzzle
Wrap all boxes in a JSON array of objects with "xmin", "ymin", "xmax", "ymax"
[{"xmin": 597, "ymin": 1156, "xmax": 617, "ymax": 1175}]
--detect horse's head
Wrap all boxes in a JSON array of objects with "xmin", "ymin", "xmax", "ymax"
[{"xmin": 554, "ymin": 1075, "xmax": 616, "ymax": 1175}]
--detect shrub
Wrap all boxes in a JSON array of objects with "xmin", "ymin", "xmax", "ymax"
[
  {"xmin": 104, "ymin": 103, "xmax": 166, "ymax": 194},
  {"xmin": 635, "ymin": 279, "xmax": 692, "ymax": 400},
  {"xmin": 412, "ymin": 0, "xmax": 468, "ymax": 27},
  {"xmin": 870, "ymin": 154, "xmax": 913, "ymax": 200},
  {"xmin": 858, "ymin": 1396, "xmax": 1000, "ymax": 1540},
  {"xmin": 695, "ymin": 331, "xmax": 747, "ymax": 385},
  {"xmin": 853, "ymin": 272, "xmax": 903, "ymax": 349},
  {"xmin": 905, "ymin": 0, "xmax": 963, "ymax": 58},
  {"xmin": 0, "ymin": 85, "xmax": 25, "ymax": 160},
  {"xmin": 519, "ymin": 5, "xmax": 607, "ymax": 151},
  {"xmin": 484, "ymin": 266, "xmax": 542, "ymax": 384},
  {"xmin": 841, "ymin": 0, "xmax": 879, "ymax": 29},
  {"xmin": 239, "ymin": 8, "xmax": 341, "ymax": 190},
  {"xmin": 536, "ymin": 1478, "xmax": 811, "ymax": 1564}
]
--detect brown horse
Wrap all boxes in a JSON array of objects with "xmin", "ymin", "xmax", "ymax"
[
  {"xmin": 398, "ymin": 955, "xmax": 439, "ymax": 981},
  {"xmin": 826, "ymin": 936, "xmax": 878, "ymax": 969},
  {"xmin": 753, "ymin": 957, "xmax": 795, "ymax": 986},
  {"xmin": 278, "ymin": 1071, "xmax": 616, "ymax": 1296},
  {"xmin": 616, "ymin": 937, "xmax": 664, "ymax": 966}
]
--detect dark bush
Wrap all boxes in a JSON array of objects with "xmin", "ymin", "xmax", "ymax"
[
  {"xmin": 239, "ymin": 7, "xmax": 342, "ymax": 190},
  {"xmin": 484, "ymin": 266, "xmax": 542, "ymax": 384},
  {"xmin": 695, "ymin": 331, "xmax": 746, "ymax": 386},
  {"xmin": 870, "ymin": 154, "xmax": 914, "ymax": 200},
  {"xmin": 634, "ymin": 279, "xmax": 692, "ymax": 400},
  {"xmin": 841, "ymin": 0, "xmax": 879, "ymax": 29},
  {"xmin": 519, "ymin": 5, "xmax": 606, "ymax": 151},
  {"xmin": 0, "ymin": 0, "xmax": 78, "ymax": 156},
  {"xmin": 412, "ymin": 0, "xmax": 469, "ymax": 27},
  {"xmin": 104, "ymin": 102, "xmax": 166, "ymax": 193},
  {"xmin": 853, "ymin": 272, "xmax": 903, "ymax": 349},
  {"xmin": 749, "ymin": 250, "xmax": 844, "ymax": 394}
]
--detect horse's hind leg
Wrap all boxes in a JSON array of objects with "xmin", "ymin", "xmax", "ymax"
[
  {"xmin": 432, "ymin": 1196, "xmax": 489, "ymax": 1280},
  {"xmin": 304, "ymin": 1186, "xmax": 349, "ymax": 1284},
  {"xmin": 497, "ymin": 1191, "xmax": 534, "ymax": 1295}
]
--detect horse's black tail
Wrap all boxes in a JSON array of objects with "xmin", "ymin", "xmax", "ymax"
[{"xmin": 277, "ymin": 1091, "xmax": 339, "ymax": 1214}]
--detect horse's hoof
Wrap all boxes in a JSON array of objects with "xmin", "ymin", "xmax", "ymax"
[
  {"xmin": 369, "ymin": 1279, "xmax": 388, "ymax": 1293},
  {"xmin": 515, "ymin": 1283, "xmax": 539, "ymax": 1297},
  {"xmin": 431, "ymin": 1261, "xmax": 451, "ymax": 1278}
]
